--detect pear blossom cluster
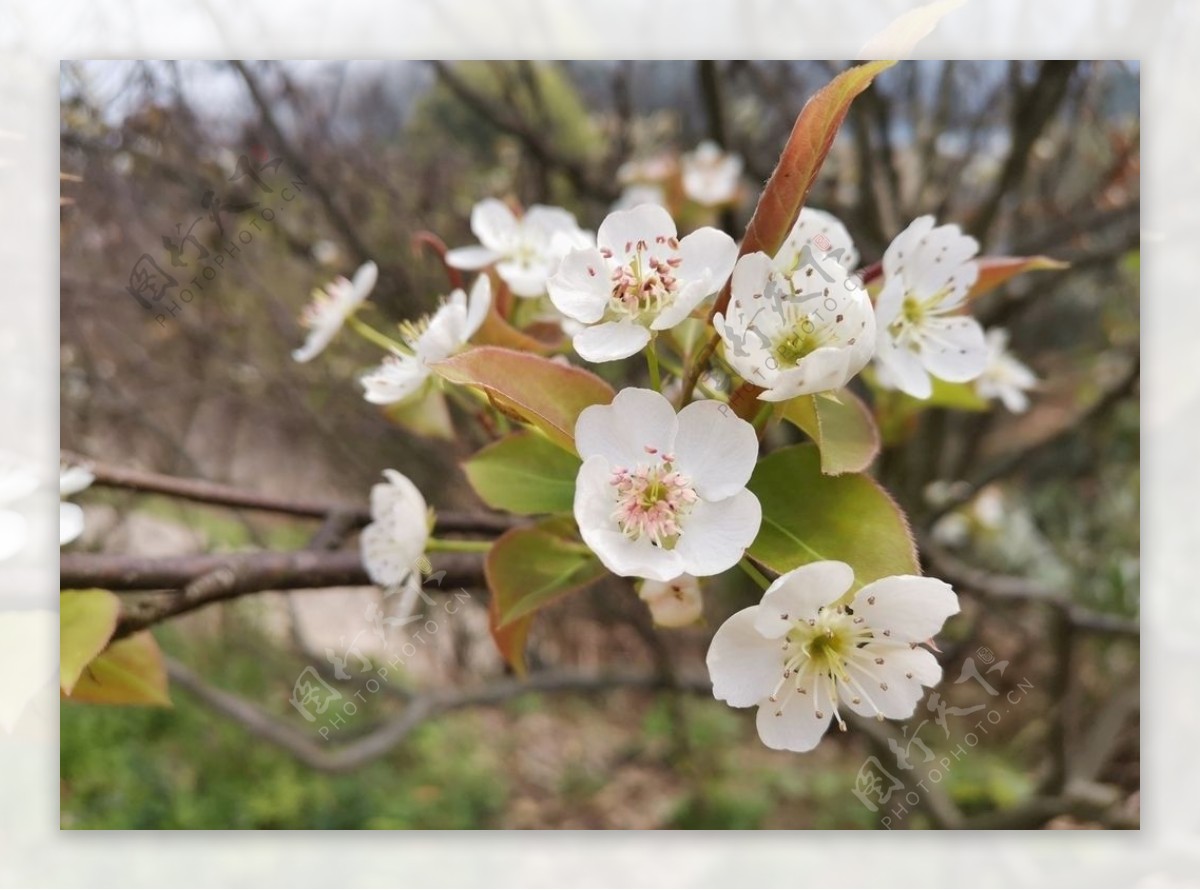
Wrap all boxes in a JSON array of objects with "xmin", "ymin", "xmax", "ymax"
[{"xmin": 290, "ymin": 185, "xmax": 1046, "ymax": 757}]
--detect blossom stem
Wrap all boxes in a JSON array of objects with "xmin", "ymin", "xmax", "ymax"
[
  {"xmin": 426, "ymin": 538, "xmax": 493, "ymax": 553},
  {"xmin": 347, "ymin": 315, "xmax": 405, "ymax": 353},
  {"xmin": 738, "ymin": 557, "xmax": 772, "ymax": 591},
  {"xmin": 646, "ymin": 338, "xmax": 663, "ymax": 392}
]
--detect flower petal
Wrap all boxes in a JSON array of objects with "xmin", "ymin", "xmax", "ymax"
[
  {"xmin": 597, "ymin": 204, "xmax": 677, "ymax": 260},
  {"xmin": 706, "ymin": 606, "xmax": 784, "ymax": 707},
  {"xmin": 572, "ymin": 319, "xmax": 651, "ymax": 363},
  {"xmin": 883, "ymin": 215, "xmax": 935, "ymax": 282},
  {"xmin": 675, "ymin": 226, "xmax": 738, "ymax": 294},
  {"xmin": 464, "ymin": 274, "xmax": 492, "ymax": 338},
  {"xmin": 919, "ymin": 316, "xmax": 988, "ymax": 382},
  {"xmin": 755, "ymin": 665, "xmax": 834, "ymax": 752},
  {"xmin": 674, "ymin": 489, "xmax": 762, "ymax": 578},
  {"xmin": 840, "ymin": 643, "xmax": 941, "ymax": 720},
  {"xmin": 546, "ymin": 248, "xmax": 611, "ymax": 324},
  {"xmin": 874, "ymin": 339, "xmax": 932, "ymax": 399},
  {"xmin": 59, "ymin": 502, "xmax": 84, "ymax": 547},
  {"xmin": 349, "ymin": 260, "xmax": 379, "ymax": 302},
  {"xmin": 753, "ymin": 561, "xmax": 855, "ymax": 639},
  {"xmin": 776, "ymin": 207, "xmax": 859, "ymax": 273},
  {"xmin": 445, "ymin": 245, "xmax": 501, "ymax": 270},
  {"xmin": 640, "ymin": 574, "xmax": 703, "ymax": 627},
  {"xmin": 497, "ymin": 260, "xmax": 553, "ymax": 298},
  {"xmin": 574, "ymin": 388, "xmax": 678, "ymax": 467},
  {"xmin": 850, "ymin": 575, "xmax": 960, "ymax": 643},
  {"xmin": 471, "ymin": 198, "xmax": 519, "ymax": 252},
  {"xmin": 360, "ymin": 353, "xmax": 428, "ymax": 405},
  {"xmin": 673, "ymin": 399, "xmax": 759, "ymax": 500}
]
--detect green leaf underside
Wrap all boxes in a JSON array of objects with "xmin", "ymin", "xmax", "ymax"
[
  {"xmin": 60, "ymin": 589, "xmax": 121, "ymax": 694},
  {"xmin": 463, "ymin": 431, "xmax": 580, "ymax": 515},
  {"xmin": 432, "ymin": 346, "xmax": 614, "ymax": 453},
  {"xmin": 781, "ymin": 389, "xmax": 881, "ymax": 475},
  {"xmin": 485, "ymin": 518, "xmax": 608, "ymax": 672},
  {"xmin": 65, "ymin": 631, "xmax": 171, "ymax": 707},
  {"xmin": 747, "ymin": 444, "xmax": 918, "ymax": 584}
]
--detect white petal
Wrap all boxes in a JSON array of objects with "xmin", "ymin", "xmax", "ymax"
[
  {"xmin": 445, "ymin": 245, "xmax": 501, "ymax": 270},
  {"xmin": 706, "ymin": 606, "xmax": 784, "ymax": 707},
  {"xmin": 0, "ymin": 510, "xmax": 28, "ymax": 560},
  {"xmin": 360, "ymin": 353, "xmax": 429, "ymax": 405},
  {"xmin": 597, "ymin": 204, "xmax": 677, "ymax": 260},
  {"xmin": 497, "ymin": 259, "xmax": 553, "ymax": 298},
  {"xmin": 851, "ymin": 575, "xmax": 960, "ymax": 643},
  {"xmin": 755, "ymin": 665, "xmax": 834, "ymax": 752},
  {"xmin": 911, "ymin": 225, "xmax": 978, "ymax": 299},
  {"xmin": 574, "ymin": 388, "xmax": 678, "ymax": 467},
  {"xmin": 640, "ymin": 574, "xmax": 703, "ymax": 627},
  {"xmin": 873, "ymin": 277, "xmax": 906, "ymax": 328},
  {"xmin": 546, "ymin": 248, "xmax": 612, "ymax": 324},
  {"xmin": 349, "ymin": 260, "xmax": 379, "ymax": 303},
  {"xmin": 874, "ymin": 339, "xmax": 932, "ymax": 399},
  {"xmin": 675, "ymin": 226, "xmax": 738, "ymax": 294},
  {"xmin": 776, "ymin": 207, "xmax": 859, "ymax": 273},
  {"xmin": 464, "ymin": 274, "xmax": 492, "ymax": 338},
  {"xmin": 524, "ymin": 204, "xmax": 583, "ymax": 238},
  {"xmin": 757, "ymin": 347, "xmax": 852, "ymax": 401},
  {"xmin": 650, "ymin": 279, "xmax": 711, "ymax": 331},
  {"xmin": 361, "ymin": 471, "xmax": 429, "ymax": 588},
  {"xmin": 59, "ymin": 466, "xmax": 95, "ymax": 498},
  {"xmin": 882, "ymin": 215, "xmax": 935, "ymax": 282},
  {"xmin": 471, "ymin": 198, "xmax": 519, "ymax": 252},
  {"xmin": 417, "ymin": 303, "xmax": 470, "ymax": 364},
  {"xmin": 572, "ymin": 319, "xmax": 651, "ymax": 363},
  {"xmin": 753, "ymin": 561, "xmax": 855, "ymax": 638},
  {"xmin": 59, "ymin": 502, "xmax": 84, "ymax": 546},
  {"xmin": 291, "ymin": 324, "xmax": 338, "ymax": 364},
  {"xmin": 840, "ymin": 643, "xmax": 941, "ymax": 720},
  {"xmin": 920, "ymin": 316, "xmax": 988, "ymax": 382},
  {"xmin": 673, "ymin": 400, "xmax": 759, "ymax": 501},
  {"xmin": 674, "ymin": 490, "xmax": 762, "ymax": 578}
]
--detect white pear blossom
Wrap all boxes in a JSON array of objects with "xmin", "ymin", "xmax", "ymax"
[
  {"xmin": 975, "ymin": 328, "xmax": 1038, "ymax": 412},
  {"xmin": 59, "ymin": 464, "xmax": 95, "ymax": 547},
  {"xmin": 681, "ymin": 140, "xmax": 743, "ymax": 207},
  {"xmin": 715, "ymin": 247, "xmax": 875, "ymax": 401},
  {"xmin": 707, "ymin": 561, "xmax": 959, "ymax": 752},
  {"xmin": 360, "ymin": 470, "xmax": 431, "ymax": 589},
  {"xmin": 360, "ymin": 275, "xmax": 490, "ymax": 405},
  {"xmin": 573, "ymin": 388, "xmax": 761, "ymax": 582},
  {"xmin": 445, "ymin": 198, "xmax": 592, "ymax": 298},
  {"xmin": 873, "ymin": 216, "xmax": 987, "ymax": 399},
  {"xmin": 292, "ymin": 261, "xmax": 379, "ymax": 363},
  {"xmin": 617, "ymin": 154, "xmax": 677, "ymax": 186},
  {"xmin": 548, "ymin": 205, "xmax": 738, "ymax": 362},
  {"xmin": 640, "ymin": 574, "xmax": 703, "ymax": 627}
]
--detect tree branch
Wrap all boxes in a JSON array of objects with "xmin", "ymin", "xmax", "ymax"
[
  {"xmin": 62, "ymin": 451, "xmax": 515, "ymax": 535},
  {"xmin": 165, "ymin": 656, "xmax": 709, "ymax": 774}
]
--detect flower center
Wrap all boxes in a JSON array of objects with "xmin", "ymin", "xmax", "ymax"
[
  {"xmin": 602, "ymin": 237, "xmax": 683, "ymax": 321},
  {"xmin": 609, "ymin": 446, "xmax": 698, "ymax": 548}
]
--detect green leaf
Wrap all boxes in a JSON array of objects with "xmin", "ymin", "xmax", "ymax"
[
  {"xmin": 463, "ymin": 430, "xmax": 580, "ymax": 515},
  {"xmin": 747, "ymin": 444, "xmax": 918, "ymax": 584},
  {"xmin": 967, "ymin": 255, "xmax": 1069, "ymax": 302},
  {"xmin": 60, "ymin": 589, "xmax": 120, "ymax": 694},
  {"xmin": 780, "ymin": 389, "xmax": 880, "ymax": 475},
  {"xmin": 65, "ymin": 631, "xmax": 171, "ymax": 707},
  {"xmin": 485, "ymin": 518, "xmax": 608, "ymax": 673},
  {"xmin": 432, "ymin": 346, "xmax": 615, "ymax": 453}
]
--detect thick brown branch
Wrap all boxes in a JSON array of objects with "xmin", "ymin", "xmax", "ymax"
[
  {"xmin": 62, "ymin": 451, "xmax": 514, "ymax": 535},
  {"xmin": 60, "ymin": 550, "xmax": 485, "ymax": 639}
]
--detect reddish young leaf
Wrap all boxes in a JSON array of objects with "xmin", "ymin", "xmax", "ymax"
[
  {"xmin": 968, "ymin": 256, "xmax": 1069, "ymax": 302},
  {"xmin": 432, "ymin": 347, "xmax": 614, "ymax": 453}
]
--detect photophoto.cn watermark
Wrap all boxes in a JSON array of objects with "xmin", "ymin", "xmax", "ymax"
[
  {"xmin": 288, "ymin": 557, "xmax": 472, "ymax": 740},
  {"xmin": 718, "ymin": 231, "xmax": 863, "ymax": 375},
  {"xmin": 123, "ymin": 152, "xmax": 307, "ymax": 328},
  {"xmin": 851, "ymin": 646, "xmax": 1036, "ymax": 827}
]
